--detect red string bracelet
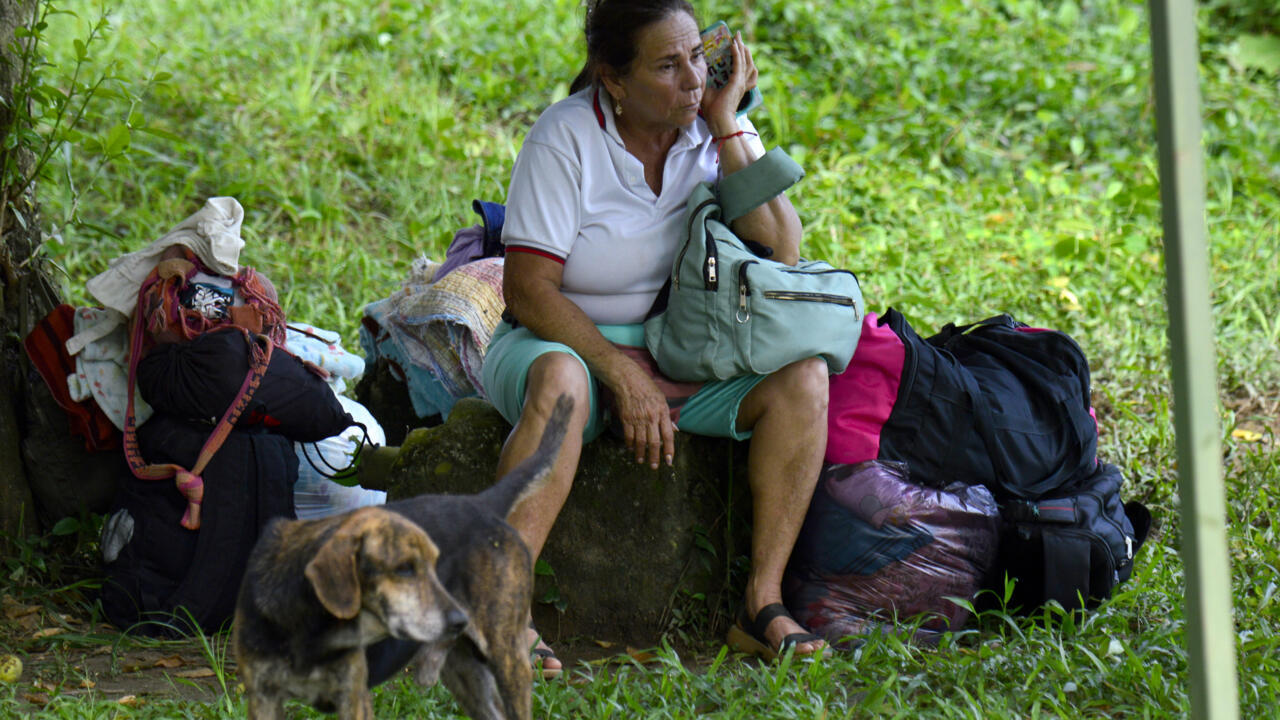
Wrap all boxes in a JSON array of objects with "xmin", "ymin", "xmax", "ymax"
[{"xmin": 712, "ymin": 130, "xmax": 758, "ymax": 163}]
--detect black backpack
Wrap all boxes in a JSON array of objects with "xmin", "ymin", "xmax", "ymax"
[
  {"xmin": 99, "ymin": 414, "xmax": 298, "ymax": 636},
  {"xmin": 877, "ymin": 311, "xmax": 1098, "ymax": 501},
  {"xmin": 870, "ymin": 309, "xmax": 1151, "ymax": 612}
]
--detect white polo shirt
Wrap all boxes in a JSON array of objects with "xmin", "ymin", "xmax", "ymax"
[{"xmin": 502, "ymin": 86, "xmax": 764, "ymax": 325}]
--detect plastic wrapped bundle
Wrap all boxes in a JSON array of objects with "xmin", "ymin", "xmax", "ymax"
[
  {"xmin": 783, "ymin": 460, "xmax": 1000, "ymax": 647},
  {"xmin": 293, "ymin": 395, "xmax": 388, "ymax": 519}
]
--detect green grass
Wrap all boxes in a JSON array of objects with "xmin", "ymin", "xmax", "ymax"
[{"xmin": 7, "ymin": 0, "xmax": 1279, "ymax": 717}]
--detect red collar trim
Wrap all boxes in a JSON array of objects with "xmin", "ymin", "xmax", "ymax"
[{"xmin": 592, "ymin": 87, "xmax": 606, "ymax": 129}]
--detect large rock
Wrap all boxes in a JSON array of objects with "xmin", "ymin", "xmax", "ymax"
[
  {"xmin": 20, "ymin": 366, "xmax": 127, "ymax": 527},
  {"xmin": 361, "ymin": 397, "xmax": 753, "ymax": 646}
]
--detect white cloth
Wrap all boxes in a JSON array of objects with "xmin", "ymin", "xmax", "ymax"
[
  {"xmin": 67, "ymin": 197, "xmax": 247, "ymax": 356},
  {"xmin": 501, "ymin": 86, "xmax": 764, "ymax": 325},
  {"xmin": 66, "ymin": 306, "xmax": 152, "ymax": 431}
]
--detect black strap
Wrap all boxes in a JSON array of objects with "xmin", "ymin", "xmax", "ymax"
[
  {"xmin": 748, "ymin": 602, "xmax": 822, "ymax": 650},
  {"xmin": 1041, "ymin": 532, "xmax": 1092, "ymax": 609},
  {"xmin": 299, "ymin": 422, "xmax": 372, "ymax": 482},
  {"xmin": 954, "ymin": 362, "xmax": 1022, "ymax": 496}
]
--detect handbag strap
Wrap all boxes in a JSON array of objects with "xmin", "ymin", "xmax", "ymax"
[
  {"xmin": 123, "ymin": 274, "xmax": 274, "ymax": 531},
  {"xmin": 716, "ymin": 147, "xmax": 806, "ymax": 224}
]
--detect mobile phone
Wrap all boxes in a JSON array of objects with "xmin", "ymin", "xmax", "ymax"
[{"xmin": 700, "ymin": 21, "xmax": 763, "ymax": 116}]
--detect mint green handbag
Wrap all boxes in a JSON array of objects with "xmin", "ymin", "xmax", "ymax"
[{"xmin": 644, "ymin": 148, "xmax": 863, "ymax": 382}]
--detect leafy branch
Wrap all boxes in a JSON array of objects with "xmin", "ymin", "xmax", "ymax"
[{"xmin": 1, "ymin": 1, "xmax": 159, "ymax": 238}]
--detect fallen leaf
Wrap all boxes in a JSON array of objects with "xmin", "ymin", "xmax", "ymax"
[
  {"xmin": 31, "ymin": 628, "xmax": 64, "ymax": 640},
  {"xmin": 1059, "ymin": 288, "xmax": 1082, "ymax": 312},
  {"xmin": 1232, "ymin": 428, "xmax": 1263, "ymax": 443},
  {"xmin": 3, "ymin": 604, "xmax": 40, "ymax": 620},
  {"xmin": 79, "ymin": 678, "xmax": 96, "ymax": 689},
  {"xmin": 21, "ymin": 692, "xmax": 50, "ymax": 707},
  {"xmin": 117, "ymin": 694, "xmax": 141, "ymax": 707},
  {"xmin": 175, "ymin": 667, "xmax": 216, "ymax": 679},
  {"xmin": 625, "ymin": 647, "xmax": 658, "ymax": 664},
  {"xmin": 153, "ymin": 655, "xmax": 185, "ymax": 669},
  {"xmin": 593, "ymin": 639, "xmax": 616, "ymax": 649}
]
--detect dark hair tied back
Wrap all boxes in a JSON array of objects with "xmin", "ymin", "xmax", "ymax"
[{"xmin": 569, "ymin": 0, "xmax": 699, "ymax": 94}]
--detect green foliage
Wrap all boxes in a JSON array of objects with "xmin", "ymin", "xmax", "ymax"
[
  {"xmin": 1201, "ymin": 0, "xmax": 1280, "ymax": 37},
  {"xmin": 10, "ymin": 0, "xmax": 1280, "ymax": 717}
]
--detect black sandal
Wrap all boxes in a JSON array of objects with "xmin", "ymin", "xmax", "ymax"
[
  {"xmin": 528, "ymin": 624, "xmax": 563, "ymax": 680},
  {"xmin": 726, "ymin": 603, "xmax": 826, "ymax": 661}
]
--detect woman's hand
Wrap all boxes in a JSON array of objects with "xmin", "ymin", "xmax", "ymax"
[
  {"xmin": 505, "ymin": 251, "xmax": 676, "ymax": 469},
  {"xmin": 602, "ymin": 360, "xmax": 676, "ymax": 470},
  {"xmin": 700, "ymin": 32, "xmax": 758, "ymax": 136}
]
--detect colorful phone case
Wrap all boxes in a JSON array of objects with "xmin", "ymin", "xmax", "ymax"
[
  {"xmin": 700, "ymin": 21, "xmax": 763, "ymax": 117},
  {"xmin": 702, "ymin": 21, "xmax": 734, "ymax": 90}
]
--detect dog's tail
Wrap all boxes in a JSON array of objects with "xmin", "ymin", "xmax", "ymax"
[{"xmin": 483, "ymin": 393, "xmax": 574, "ymax": 519}]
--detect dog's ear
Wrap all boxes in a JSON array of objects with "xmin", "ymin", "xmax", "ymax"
[{"xmin": 305, "ymin": 512, "xmax": 374, "ymax": 619}]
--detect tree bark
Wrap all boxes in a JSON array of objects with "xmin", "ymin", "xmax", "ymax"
[{"xmin": 1, "ymin": 0, "xmax": 57, "ymax": 542}]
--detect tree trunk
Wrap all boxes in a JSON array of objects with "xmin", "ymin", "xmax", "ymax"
[{"xmin": 1, "ymin": 0, "xmax": 57, "ymax": 542}]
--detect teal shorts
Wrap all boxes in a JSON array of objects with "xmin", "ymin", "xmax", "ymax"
[{"xmin": 481, "ymin": 322, "xmax": 766, "ymax": 443}]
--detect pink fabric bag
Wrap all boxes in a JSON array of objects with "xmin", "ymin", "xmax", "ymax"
[{"xmin": 825, "ymin": 312, "xmax": 906, "ymax": 464}]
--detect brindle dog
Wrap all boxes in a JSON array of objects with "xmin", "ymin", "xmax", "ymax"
[
  {"xmin": 233, "ymin": 506, "xmax": 467, "ymax": 720},
  {"xmin": 236, "ymin": 394, "xmax": 574, "ymax": 720}
]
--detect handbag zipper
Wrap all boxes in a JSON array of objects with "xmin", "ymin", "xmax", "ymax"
[
  {"xmin": 737, "ymin": 261, "xmax": 755, "ymax": 322},
  {"xmin": 1082, "ymin": 488, "xmax": 1134, "ymax": 562},
  {"xmin": 782, "ymin": 266, "xmax": 858, "ymax": 278},
  {"xmin": 704, "ymin": 226, "xmax": 718, "ymax": 290},
  {"xmin": 761, "ymin": 290, "xmax": 856, "ymax": 306},
  {"xmin": 675, "ymin": 197, "xmax": 718, "ymax": 291}
]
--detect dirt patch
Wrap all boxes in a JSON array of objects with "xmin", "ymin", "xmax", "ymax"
[
  {"xmin": 1, "ymin": 590, "xmax": 720, "ymax": 712},
  {"xmin": 1225, "ymin": 386, "xmax": 1280, "ymax": 447},
  {"xmin": 1, "ymin": 592, "xmax": 231, "ymax": 710}
]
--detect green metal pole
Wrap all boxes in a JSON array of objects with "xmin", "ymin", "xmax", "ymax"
[{"xmin": 1147, "ymin": 1, "xmax": 1239, "ymax": 718}]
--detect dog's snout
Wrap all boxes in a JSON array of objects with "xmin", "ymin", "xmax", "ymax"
[{"xmin": 445, "ymin": 608, "xmax": 468, "ymax": 636}]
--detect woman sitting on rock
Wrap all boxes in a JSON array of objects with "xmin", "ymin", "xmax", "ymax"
[{"xmin": 483, "ymin": 0, "xmax": 829, "ymax": 675}]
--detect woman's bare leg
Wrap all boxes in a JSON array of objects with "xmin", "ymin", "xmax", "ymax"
[
  {"xmin": 496, "ymin": 352, "xmax": 592, "ymax": 675},
  {"xmin": 735, "ymin": 357, "xmax": 829, "ymax": 654}
]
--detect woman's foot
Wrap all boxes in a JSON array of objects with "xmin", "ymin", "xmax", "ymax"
[
  {"xmin": 727, "ymin": 602, "xmax": 827, "ymax": 661},
  {"xmin": 527, "ymin": 625, "xmax": 563, "ymax": 680}
]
